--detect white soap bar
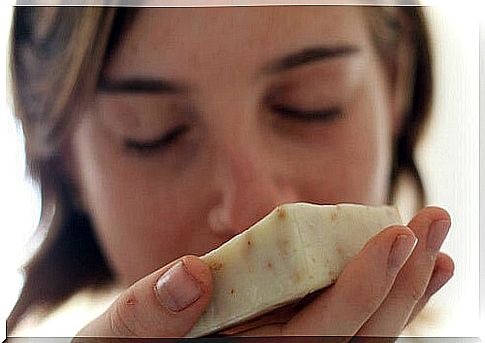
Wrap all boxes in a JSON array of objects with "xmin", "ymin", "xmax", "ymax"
[{"xmin": 187, "ymin": 203, "xmax": 402, "ymax": 337}]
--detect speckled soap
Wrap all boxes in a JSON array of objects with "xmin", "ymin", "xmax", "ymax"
[{"xmin": 187, "ymin": 203, "xmax": 402, "ymax": 338}]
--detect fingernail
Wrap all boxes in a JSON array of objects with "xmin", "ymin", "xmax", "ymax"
[
  {"xmin": 427, "ymin": 270, "xmax": 453, "ymax": 295},
  {"xmin": 388, "ymin": 234, "xmax": 418, "ymax": 275},
  {"xmin": 426, "ymin": 220, "xmax": 451, "ymax": 252},
  {"xmin": 155, "ymin": 261, "xmax": 202, "ymax": 312}
]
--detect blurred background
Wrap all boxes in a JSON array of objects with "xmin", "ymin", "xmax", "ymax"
[{"xmin": 0, "ymin": 2, "xmax": 482, "ymax": 340}]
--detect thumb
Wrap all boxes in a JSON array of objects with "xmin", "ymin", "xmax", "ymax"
[{"xmin": 76, "ymin": 255, "xmax": 213, "ymax": 338}]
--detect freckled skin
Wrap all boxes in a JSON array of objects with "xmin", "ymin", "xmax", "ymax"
[
  {"xmin": 72, "ymin": 6, "xmax": 399, "ymax": 286},
  {"xmin": 125, "ymin": 296, "xmax": 136, "ymax": 306}
]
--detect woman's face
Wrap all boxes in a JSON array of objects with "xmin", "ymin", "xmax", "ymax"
[{"xmin": 72, "ymin": 6, "xmax": 401, "ymax": 285}]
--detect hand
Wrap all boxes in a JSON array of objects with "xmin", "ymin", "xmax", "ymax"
[
  {"xmin": 73, "ymin": 255, "xmax": 213, "ymax": 340},
  {"xmin": 241, "ymin": 207, "xmax": 454, "ymax": 339}
]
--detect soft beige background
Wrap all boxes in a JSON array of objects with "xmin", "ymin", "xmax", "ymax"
[{"xmin": 0, "ymin": 2, "xmax": 482, "ymax": 340}]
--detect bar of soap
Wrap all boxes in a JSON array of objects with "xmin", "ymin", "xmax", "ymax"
[{"xmin": 187, "ymin": 203, "xmax": 402, "ymax": 337}]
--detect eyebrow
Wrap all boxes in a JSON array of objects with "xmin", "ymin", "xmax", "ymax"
[
  {"xmin": 97, "ymin": 77, "xmax": 188, "ymax": 94},
  {"xmin": 261, "ymin": 45, "xmax": 361, "ymax": 75},
  {"xmin": 97, "ymin": 45, "xmax": 361, "ymax": 94}
]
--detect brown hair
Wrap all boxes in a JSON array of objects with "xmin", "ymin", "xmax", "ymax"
[{"xmin": 7, "ymin": 6, "xmax": 432, "ymax": 334}]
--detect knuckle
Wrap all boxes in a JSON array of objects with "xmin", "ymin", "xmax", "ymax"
[
  {"xmin": 108, "ymin": 291, "xmax": 140, "ymax": 337},
  {"xmin": 409, "ymin": 281, "xmax": 426, "ymax": 303}
]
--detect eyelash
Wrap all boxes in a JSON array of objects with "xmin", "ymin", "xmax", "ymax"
[
  {"xmin": 124, "ymin": 124, "xmax": 189, "ymax": 155},
  {"xmin": 270, "ymin": 104, "xmax": 343, "ymax": 122},
  {"xmin": 124, "ymin": 105, "xmax": 342, "ymax": 155}
]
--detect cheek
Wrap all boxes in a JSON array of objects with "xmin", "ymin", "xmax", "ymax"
[
  {"xmin": 72, "ymin": 114, "xmax": 210, "ymax": 284},
  {"xmin": 284, "ymin": 83, "xmax": 393, "ymax": 205},
  {"xmin": 338, "ymin": 104, "xmax": 392, "ymax": 205},
  {"xmin": 334, "ymin": 85, "xmax": 393, "ymax": 204}
]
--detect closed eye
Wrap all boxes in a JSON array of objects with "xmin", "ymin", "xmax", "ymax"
[
  {"xmin": 271, "ymin": 104, "xmax": 343, "ymax": 122},
  {"xmin": 124, "ymin": 124, "xmax": 189, "ymax": 155}
]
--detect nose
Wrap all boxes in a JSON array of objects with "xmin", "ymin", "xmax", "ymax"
[{"xmin": 207, "ymin": 139, "xmax": 298, "ymax": 240}]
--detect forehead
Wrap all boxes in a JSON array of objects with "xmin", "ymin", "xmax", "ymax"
[{"xmin": 104, "ymin": 6, "xmax": 370, "ymax": 80}]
